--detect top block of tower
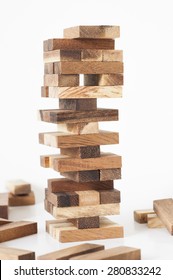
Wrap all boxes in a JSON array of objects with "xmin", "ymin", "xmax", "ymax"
[{"xmin": 63, "ymin": 26, "xmax": 120, "ymax": 39}]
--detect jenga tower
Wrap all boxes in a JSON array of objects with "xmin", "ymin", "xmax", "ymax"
[{"xmin": 39, "ymin": 26, "xmax": 124, "ymax": 242}]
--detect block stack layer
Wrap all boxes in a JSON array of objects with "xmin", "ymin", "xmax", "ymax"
[{"xmin": 39, "ymin": 25, "xmax": 124, "ymax": 242}]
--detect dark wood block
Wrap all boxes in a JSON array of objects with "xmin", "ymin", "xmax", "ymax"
[
  {"xmin": 99, "ymin": 189, "xmax": 121, "ymax": 204},
  {"xmin": 59, "ymin": 99, "xmax": 97, "ymax": 111},
  {"xmin": 61, "ymin": 170, "xmax": 100, "ymax": 182},
  {"xmin": 69, "ymin": 217, "xmax": 100, "ymax": 229},
  {"xmin": 84, "ymin": 74, "xmax": 123, "ymax": 86},
  {"xmin": 60, "ymin": 146, "xmax": 100, "ymax": 159}
]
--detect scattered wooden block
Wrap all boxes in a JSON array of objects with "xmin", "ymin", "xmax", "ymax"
[
  {"xmin": 70, "ymin": 246, "xmax": 141, "ymax": 260},
  {"xmin": 43, "ymin": 49, "xmax": 81, "ymax": 63},
  {"xmin": 99, "ymin": 189, "xmax": 121, "ymax": 204},
  {"xmin": 44, "ymin": 74, "xmax": 79, "ymax": 87},
  {"xmin": 134, "ymin": 209, "xmax": 155, "ymax": 224},
  {"xmin": 41, "ymin": 85, "xmax": 122, "ymax": 99},
  {"xmin": 84, "ymin": 74, "xmax": 123, "ymax": 86},
  {"xmin": 59, "ymin": 98, "xmax": 97, "ymax": 111},
  {"xmin": 154, "ymin": 198, "xmax": 173, "ymax": 235},
  {"xmin": 8, "ymin": 191, "xmax": 35, "ymax": 206},
  {"xmin": 38, "ymin": 243, "xmax": 104, "ymax": 260},
  {"xmin": 0, "ymin": 193, "xmax": 8, "ymax": 219},
  {"xmin": 100, "ymin": 168, "xmax": 121, "ymax": 180},
  {"xmin": 0, "ymin": 246, "xmax": 35, "ymax": 260},
  {"xmin": 44, "ymin": 38, "xmax": 115, "ymax": 51},
  {"xmin": 63, "ymin": 26, "xmax": 120, "ymax": 39},
  {"xmin": 76, "ymin": 190, "xmax": 100, "ymax": 206},
  {"xmin": 147, "ymin": 213, "xmax": 165, "ymax": 228},
  {"xmin": 81, "ymin": 50, "xmax": 102, "ymax": 61},
  {"xmin": 6, "ymin": 180, "xmax": 31, "ymax": 195},
  {"xmin": 69, "ymin": 217, "xmax": 100, "ymax": 229},
  {"xmin": 102, "ymin": 50, "xmax": 123, "ymax": 61},
  {"xmin": 39, "ymin": 131, "xmax": 119, "ymax": 148},
  {"xmin": 0, "ymin": 218, "xmax": 12, "ymax": 226},
  {"xmin": 60, "ymin": 170, "xmax": 100, "ymax": 182},
  {"xmin": 60, "ymin": 146, "xmax": 100, "ymax": 159},
  {"xmin": 47, "ymin": 178, "xmax": 113, "ymax": 192},
  {"xmin": 0, "ymin": 221, "xmax": 37, "ymax": 242},
  {"xmin": 58, "ymin": 122, "xmax": 99, "ymax": 135},
  {"xmin": 47, "ymin": 192, "xmax": 79, "ymax": 207}
]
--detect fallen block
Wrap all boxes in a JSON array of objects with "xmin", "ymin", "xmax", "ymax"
[
  {"xmin": 8, "ymin": 191, "xmax": 35, "ymax": 206},
  {"xmin": 147, "ymin": 213, "xmax": 165, "ymax": 228},
  {"xmin": 0, "ymin": 246, "xmax": 35, "ymax": 260},
  {"xmin": 0, "ymin": 193, "xmax": 8, "ymax": 219},
  {"xmin": 134, "ymin": 209, "xmax": 154, "ymax": 224},
  {"xmin": 6, "ymin": 180, "xmax": 31, "ymax": 195},
  {"xmin": 154, "ymin": 198, "xmax": 173, "ymax": 235}
]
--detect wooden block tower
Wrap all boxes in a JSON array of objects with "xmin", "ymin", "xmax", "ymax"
[{"xmin": 39, "ymin": 25, "xmax": 124, "ymax": 242}]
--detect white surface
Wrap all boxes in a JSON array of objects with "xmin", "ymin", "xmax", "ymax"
[{"xmin": 0, "ymin": 0, "xmax": 173, "ymax": 259}]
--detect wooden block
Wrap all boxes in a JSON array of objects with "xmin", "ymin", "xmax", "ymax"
[
  {"xmin": 154, "ymin": 198, "xmax": 173, "ymax": 235},
  {"xmin": 8, "ymin": 191, "xmax": 35, "ymax": 206},
  {"xmin": 84, "ymin": 74, "xmax": 123, "ymax": 86},
  {"xmin": 0, "ymin": 221, "xmax": 37, "ymax": 242},
  {"xmin": 81, "ymin": 50, "xmax": 102, "ymax": 61},
  {"xmin": 6, "ymin": 180, "xmax": 31, "ymax": 195},
  {"xmin": 39, "ymin": 108, "xmax": 118, "ymax": 124},
  {"xmin": 41, "ymin": 85, "xmax": 122, "ymax": 99},
  {"xmin": 100, "ymin": 168, "xmax": 121, "ymax": 180},
  {"xmin": 40, "ymin": 154, "xmax": 67, "ymax": 168},
  {"xmin": 44, "ymin": 38, "xmax": 115, "ymax": 51},
  {"xmin": 75, "ymin": 191, "xmax": 100, "ymax": 206},
  {"xmin": 69, "ymin": 217, "xmax": 100, "ymax": 229},
  {"xmin": 44, "ymin": 74, "xmax": 79, "ymax": 87},
  {"xmin": 61, "ymin": 170, "xmax": 100, "ymax": 182},
  {"xmin": 0, "ymin": 246, "xmax": 35, "ymax": 260},
  {"xmin": 44, "ymin": 199, "xmax": 53, "ymax": 214},
  {"xmin": 39, "ymin": 131, "xmax": 119, "ymax": 148},
  {"xmin": 60, "ymin": 146, "xmax": 100, "ymax": 159},
  {"xmin": 99, "ymin": 189, "xmax": 121, "ymax": 204},
  {"xmin": 38, "ymin": 243, "xmax": 104, "ymax": 260},
  {"xmin": 44, "ymin": 63, "xmax": 54, "ymax": 74},
  {"xmin": 48, "ymin": 178, "xmax": 114, "ymax": 192},
  {"xmin": 58, "ymin": 122, "xmax": 99, "ymax": 134},
  {"xmin": 134, "ymin": 209, "xmax": 154, "ymax": 224},
  {"xmin": 51, "ymin": 61, "xmax": 123, "ymax": 75},
  {"xmin": 43, "ymin": 50, "xmax": 81, "ymax": 63},
  {"xmin": 71, "ymin": 246, "xmax": 141, "ymax": 260},
  {"xmin": 102, "ymin": 50, "xmax": 123, "ymax": 61},
  {"xmin": 50, "ymin": 217, "xmax": 123, "ymax": 242},
  {"xmin": 59, "ymin": 99, "xmax": 97, "ymax": 111},
  {"xmin": 147, "ymin": 213, "xmax": 165, "ymax": 228},
  {"xmin": 52, "ymin": 203, "xmax": 120, "ymax": 219},
  {"xmin": 0, "ymin": 193, "xmax": 8, "ymax": 219},
  {"xmin": 47, "ymin": 192, "xmax": 79, "ymax": 207},
  {"xmin": 0, "ymin": 218, "xmax": 12, "ymax": 226},
  {"xmin": 63, "ymin": 26, "xmax": 120, "ymax": 39}
]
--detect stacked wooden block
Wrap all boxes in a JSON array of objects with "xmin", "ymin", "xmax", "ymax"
[{"xmin": 39, "ymin": 26, "xmax": 124, "ymax": 242}]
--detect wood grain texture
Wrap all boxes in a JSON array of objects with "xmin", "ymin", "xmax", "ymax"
[
  {"xmin": 39, "ymin": 108, "xmax": 118, "ymax": 124},
  {"xmin": 69, "ymin": 217, "xmax": 100, "ymax": 229},
  {"xmin": 39, "ymin": 131, "xmax": 119, "ymax": 148},
  {"xmin": 0, "ymin": 247, "xmax": 35, "ymax": 260},
  {"xmin": 147, "ymin": 213, "xmax": 165, "ymax": 228},
  {"xmin": 44, "ymin": 74, "xmax": 79, "ymax": 87},
  {"xmin": 59, "ymin": 98, "xmax": 97, "ymax": 111},
  {"xmin": 6, "ymin": 180, "xmax": 31, "ymax": 195},
  {"xmin": 50, "ymin": 217, "xmax": 123, "ymax": 242},
  {"xmin": 71, "ymin": 246, "xmax": 141, "ymax": 260},
  {"xmin": 44, "ymin": 38, "xmax": 115, "ymax": 51},
  {"xmin": 43, "ymin": 50, "xmax": 81, "ymax": 63},
  {"xmin": 0, "ymin": 221, "xmax": 37, "ymax": 242},
  {"xmin": 102, "ymin": 50, "xmax": 123, "ymax": 61},
  {"xmin": 63, "ymin": 26, "xmax": 120, "ymax": 39},
  {"xmin": 47, "ymin": 192, "xmax": 79, "ymax": 207},
  {"xmin": 8, "ymin": 191, "xmax": 35, "ymax": 206},
  {"xmin": 134, "ymin": 209, "xmax": 154, "ymax": 224},
  {"xmin": 50, "ymin": 61, "xmax": 123, "ymax": 75},
  {"xmin": 41, "ymin": 85, "xmax": 122, "ymax": 99},
  {"xmin": 37, "ymin": 243, "xmax": 104, "ymax": 260},
  {"xmin": 0, "ymin": 193, "xmax": 8, "ymax": 219},
  {"xmin": 52, "ymin": 203, "xmax": 120, "ymax": 219},
  {"xmin": 0, "ymin": 218, "xmax": 12, "ymax": 225},
  {"xmin": 84, "ymin": 74, "xmax": 123, "ymax": 86},
  {"xmin": 60, "ymin": 146, "xmax": 100, "ymax": 159},
  {"xmin": 100, "ymin": 168, "xmax": 121, "ymax": 180},
  {"xmin": 99, "ymin": 189, "xmax": 121, "ymax": 204},
  {"xmin": 61, "ymin": 170, "xmax": 100, "ymax": 182},
  {"xmin": 75, "ymin": 190, "xmax": 100, "ymax": 206},
  {"xmin": 58, "ymin": 122, "xmax": 99, "ymax": 135},
  {"xmin": 154, "ymin": 198, "xmax": 173, "ymax": 235},
  {"xmin": 81, "ymin": 50, "xmax": 102, "ymax": 61}
]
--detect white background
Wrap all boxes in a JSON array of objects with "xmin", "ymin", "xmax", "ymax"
[{"xmin": 0, "ymin": 0, "xmax": 173, "ymax": 260}]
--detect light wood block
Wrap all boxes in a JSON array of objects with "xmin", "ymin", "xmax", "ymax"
[
  {"xmin": 44, "ymin": 38, "xmax": 115, "ymax": 51},
  {"xmin": 59, "ymin": 98, "xmax": 97, "ymax": 111},
  {"xmin": 61, "ymin": 170, "xmax": 100, "ymax": 182},
  {"xmin": 81, "ymin": 50, "xmax": 102, "ymax": 61},
  {"xmin": 100, "ymin": 168, "xmax": 121, "ymax": 180},
  {"xmin": 147, "ymin": 213, "xmax": 165, "ymax": 228},
  {"xmin": 69, "ymin": 217, "xmax": 100, "ymax": 229},
  {"xmin": 47, "ymin": 192, "xmax": 79, "ymax": 207},
  {"xmin": 41, "ymin": 85, "xmax": 122, "ymax": 99},
  {"xmin": 52, "ymin": 203, "xmax": 120, "ymax": 219},
  {"xmin": 8, "ymin": 191, "xmax": 35, "ymax": 206},
  {"xmin": 154, "ymin": 198, "xmax": 173, "ymax": 235},
  {"xmin": 0, "ymin": 246, "xmax": 35, "ymax": 260},
  {"xmin": 48, "ymin": 178, "xmax": 113, "ymax": 192},
  {"xmin": 43, "ymin": 50, "xmax": 81, "ymax": 63},
  {"xmin": 6, "ymin": 180, "xmax": 31, "ymax": 195},
  {"xmin": 0, "ymin": 193, "xmax": 8, "ymax": 219},
  {"xmin": 102, "ymin": 50, "xmax": 123, "ymax": 61},
  {"xmin": 0, "ymin": 221, "xmax": 37, "ymax": 242},
  {"xmin": 99, "ymin": 189, "xmax": 121, "ymax": 204},
  {"xmin": 38, "ymin": 243, "xmax": 104, "ymax": 260},
  {"xmin": 134, "ymin": 209, "xmax": 155, "ymax": 224},
  {"xmin": 63, "ymin": 26, "xmax": 120, "ymax": 39},
  {"xmin": 60, "ymin": 146, "xmax": 100, "ymax": 159},
  {"xmin": 48, "ymin": 61, "xmax": 123, "ymax": 75},
  {"xmin": 0, "ymin": 218, "xmax": 12, "ymax": 226},
  {"xmin": 71, "ymin": 246, "xmax": 141, "ymax": 260},
  {"xmin": 75, "ymin": 191, "xmax": 100, "ymax": 206},
  {"xmin": 58, "ymin": 122, "xmax": 99, "ymax": 135},
  {"xmin": 39, "ymin": 131, "xmax": 119, "ymax": 148},
  {"xmin": 44, "ymin": 74, "xmax": 79, "ymax": 87},
  {"xmin": 84, "ymin": 74, "xmax": 123, "ymax": 86}
]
